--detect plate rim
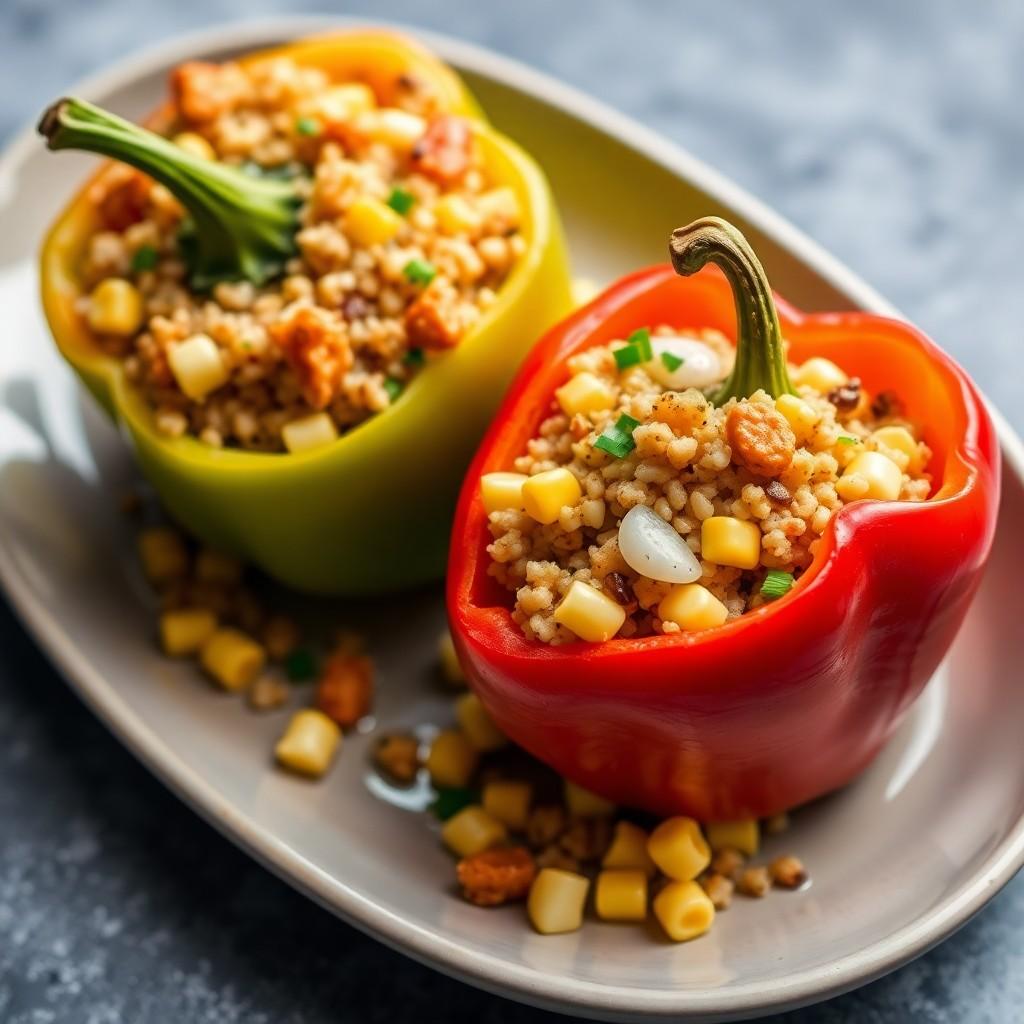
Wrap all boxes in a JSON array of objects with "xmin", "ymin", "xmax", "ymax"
[{"xmin": 2, "ymin": 15, "xmax": 1023, "ymax": 1022}]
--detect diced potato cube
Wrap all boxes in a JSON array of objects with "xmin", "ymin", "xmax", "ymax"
[
  {"xmin": 704, "ymin": 820, "xmax": 759, "ymax": 857},
  {"xmin": 434, "ymin": 194, "xmax": 483, "ymax": 235},
  {"xmin": 167, "ymin": 334, "xmax": 229, "ymax": 401},
  {"xmin": 426, "ymin": 729, "xmax": 478, "ymax": 788},
  {"xmin": 441, "ymin": 805, "xmax": 507, "ymax": 857},
  {"xmin": 555, "ymin": 371, "xmax": 617, "ymax": 417},
  {"xmin": 343, "ymin": 196, "xmax": 405, "ymax": 247},
  {"xmin": 552, "ymin": 580, "xmax": 626, "ymax": 643},
  {"xmin": 794, "ymin": 357, "xmax": 847, "ymax": 394},
  {"xmin": 595, "ymin": 869, "xmax": 648, "ymax": 922},
  {"xmin": 159, "ymin": 608, "xmax": 218, "ymax": 656},
  {"xmin": 653, "ymin": 879, "xmax": 715, "ymax": 942},
  {"xmin": 353, "ymin": 108, "xmax": 427, "ymax": 149},
  {"xmin": 658, "ymin": 583, "xmax": 728, "ymax": 632},
  {"xmin": 138, "ymin": 527, "xmax": 189, "ymax": 585},
  {"xmin": 482, "ymin": 780, "xmax": 532, "ymax": 831},
  {"xmin": 871, "ymin": 425, "xmax": 922, "ymax": 474},
  {"xmin": 521, "ymin": 467, "xmax": 582, "ymax": 525},
  {"xmin": 455, "ymin": 693, "xmax": 507, "ymax": 752},
  {"xmin": 602, "ymin": 820, "xmax": 656, "ymax": 876},
  {"xmin": 564, "ymin": 780, "xmax": 616, "ymax": 818},
  {"xmin": 88, "ymin": 278, "xmax": 144, "ymax": 336},
  {"xmin": 527, "ymin": 868, "xmax": 590, "ymax": 935},
  {"xmin": 775, "ymin": 394, "xmax": 818, "ymax": 444},
  {"xmin": 479, "ymin": 472, "xmax": 527, "ymax": 514},
  {"xmin": 840, "ymin": 450, "xmax": 902, "ymax": 501},
  {"xmin": 200, "ymin": 627, "xmax": 266, "ymax": 691},
  {"xmin": 701, "ymin": 516, "xmax": 762, "ymax": 570},
  {"xmin": 275, "ymin": 709, "xmax": 341, "ymax": 778},
  {"xmin": 281, "ymin": 412, "xmax": 339, "ymax": 454},
  {"xmin": 438, "ymin": 630, "xmax": 466, "ymax": 687},
  {"xmin": 172, "ymin": 131, "xmax": 216, "ymax": 160},
  {"xmin": 647, "ymin": 816, "xmax": 711, "ymax": 881}
]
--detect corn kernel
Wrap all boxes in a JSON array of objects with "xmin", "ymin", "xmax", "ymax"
[
  {"xmin": 441, "ymin": 805, "xmax": 507, "ymax": 857},
  {"xmin": 434, "ymin": 194, "xmax": 483, "ymax": 235},
  {"xmin": 138, "ymin": 527, "xmax": 189, "ymax": 585},
  {"xmin": 159, "ymin": 608, "xmax": 218, "ymax": 656},
  {"xmin": 281, "ymin": 412, "xmax": 339, "ymax": 454},
  {"xmin": 653, "ymin": 879, "xmax": 716, "ymax": 942},
  {"xmin": 194, "ymin": 548, "xmax": 243, "ymax": 586},
  {"xmin": 564, "ymin": 779, "xmax": 616, "ymax": 817},
  {"xmin": 602, "ymin": 820, "xmax": 656, "ymax": 876},
  {"xmin": 354, "ymin": 108, "xmax": 427, "ymax": 149},
  {"xmin": 701, "ymin": 516, "xmax": 762, "ymax": 570},
  {"xmin": 482, "ymin": 780, "xmax": 532, "ymax": 830},
  {"xmin": 840, "ymin": 451, "xmax": 902, "ymax": 501},
  {"xmin": 167, "ymin": 334, "xmax": 229, "ymax": 401},
  {"xmin": 775, "ymin": 393, "xmax": 818, "ymax": 444},
  {"xmin": 648, "ymin": 816, "xmax": 711, "ymax": 881},
  {"xmin": 552, "ymin": 580, "xmax": 626, "ymax": 643},
  {"xmin": 455, "ymin": 693, "xmax": 507, "ymax": 752},
  {"xmin": 200, "ymin": 627, "xmax": 266, "ymax": 691},
  {"xmin": 479, "ymin": 472, "xmax": 527, "ymax": 514},
  {"xmin": 521, "ymin": 467, "xmax": 582, "ymax": 525},
  {"xmin": 555, "ymin": 371, "xmax": 617, "ymax": 417},
  {"xmin": 476, "ymin": 187, "xmax": 521, "ymax": 227},
  {"xmin": 343, "ymin": 196, "xmax": 405, "ymax": 247},
  {"xmin": 595, "ymin": 869, "xmax": 648, "ymax": 922},
  {"xmin": 658, "ymin": 583, "xmax": 728, "ymax": 632},
  {"xmin": 871, "ymin": 425, "xmax": 922, "ymax": 474},
  {"xmin": 88, "ymin": 278, "xmax": 144, "ymax": 336},
  {"xmin": 438, "ymin": 630, "xmax": 466, "ymax": 687},
  {"xmin": 426, "ymin": 729, "xmax": 478, "ymax": 788},
  {"xmin": 794, "ymin": 357, "xmax": 848, "ymax": 394},
  {"xmin": 705, "ymin": 819, "xmax": 759, "ymax": 857},
  {"xmin": 274, "ymin": 709, "xmax": 341, "ymax": 778},
  {"xmin": 306, "ymin": 82, "xmax": 376, "ymax": 125},
  {"xmin": 527, "ymin": 868, "xmax": 590, "ymax": 935},
  {"xmin": 172, "ymin": 131, "xmax": 216, "ymax": 160}
]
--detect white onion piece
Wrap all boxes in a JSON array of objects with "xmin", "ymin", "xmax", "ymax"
[
  {"xmin": 617, "ymin": 505, "xmax": 702, "ymax": 584},
  {"xmin": 646, "ymin": 336, "xmax": 722, "ymax": 390}
]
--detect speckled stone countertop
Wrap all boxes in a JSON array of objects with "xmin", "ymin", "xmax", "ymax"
[{"xmin": 2, "ymin": 2, "xmax": 1022, "ymax": 1021}]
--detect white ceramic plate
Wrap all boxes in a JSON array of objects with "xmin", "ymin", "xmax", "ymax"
[{"xmin": 1, "ymin": 18, "xmax": 1022, "ymax": 1023}]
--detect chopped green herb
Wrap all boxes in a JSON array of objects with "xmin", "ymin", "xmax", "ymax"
[
  {"xmin": 660, "ymin": 351, "xmax": 684, "ymax": 372},
  {"xmin": 594, "ymin": 413, "xmax": 641, "ymax": 459},
  {"xmin": 837, "ymin": 435, "xmax": 860, "ymax": 446},
  {"xmin": 383, "ymin": 377, "xmax": 403, "ymax": 402},
  {"xmin": 613, "ymin": 327, "xmax": 654, "ymax": 371},
  {"xmin": 403, "ymin": 258, "xmax": 437, "ymax": 286},
  {"xmin": 403, "ymin": 347, "xmax": 425, "ymax": 367},
  {"xmin": 294, "ymin": 116, "xmax": 321, "ymax": 137},
  {"xmin": 131, "ymin": 245, "xmax": 158, "ymax": 272},
  {"xmin": 431, "ymin": 786, "xmax": 477, "ymax": 820},
  {"xmin": 387, "ymin": 186, "xmax": 415, "ymax": 215},
  {"xmin": 285, "ymin": 648, "xmax": 317, "ymax": 682},
  {"xmin": 761, "ymin": 570, "xmax": 795, "ymax": 600}
]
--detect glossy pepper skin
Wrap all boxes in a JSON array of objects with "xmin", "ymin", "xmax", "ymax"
[
  {"xmin": 448, "ymin": 256, "xmax": 999, "ymax": 821},
  {"xmin": 39, "ymin": 31, "xmax": 572, "ymax": 594}
]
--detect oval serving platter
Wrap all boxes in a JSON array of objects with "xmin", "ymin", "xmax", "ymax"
[{"xmin": 1, "ymin": 18, "xmax": 1023, "ymax": 1023}]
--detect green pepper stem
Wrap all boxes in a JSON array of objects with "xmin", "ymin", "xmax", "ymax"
[
  {"xmin": 38, "ymin": 97, "xmax": 300, "ymax": 289},
  {"xmin": 669, "ymin": 217, "xmax": 795, "ymax": 402}
]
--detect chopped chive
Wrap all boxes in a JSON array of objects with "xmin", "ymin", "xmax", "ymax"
[
  {"xmin": 837, "ymin": 435, "xmax": 860, "ymax": 446},
  {"xmin": 294, "ymin": 116, "xmax": 321, "ymax": 137},
  {"xmin": 383, "ymin": 377, "xmax": 403, "ymax": 402},
  {"xmin": 613, "ymin": 327, "xmax": 654, "ymax": 371},
  {"xmin": 761, "ymin": 569, "xmax": 795, "ymax": 600},
  {"xmin": 626, "ymin": 327, "xmax": 652, "ymax": 357},
  {"xmin": 131, "ymin": 244, "xmax": 158, "ymax": 272},
  {"xmin": 661, "ymin": 351, "xmax": 684, "ymax": 372},
  {"xmin": 403, "ymin": 347, "xmax": 425, "ymax": 367},
  {"xmin": 387, "ymin": 186, "xmax": 415, "ymax": 215},
  {"xmin": 403, "ymin": 258, "xmax": 437, "ymax": 286},
  {"xmin": 613, "ymin": 344, "xmax": 643, "ymax": 371},
  {"xmin": 285, "ymin": 648, "xmax": 317, "ymax": 682},
  {"xmin": 594, "ymin": 413, "xmax": 641, "ymax": 459},
  {"xmin": 431, "ymin": 786, "xmax": 477, "ymax": 821}
]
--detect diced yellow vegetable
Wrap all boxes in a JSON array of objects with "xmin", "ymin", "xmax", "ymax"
[
  {"xmin": 455, "ymin": 693, "xmax": 507, "ymax": 752},
  {"xmin": 704, "ymin": 819, "xmax": 759, "ymax": 857},
  {"xmin": 521, "ymin": 467, "xmax": 582, "ymax": 525},
  {"xmin": 438, "ymin": 630, "xmax": 466, "ymax": 687},
  {"xmin": 554, "ymin": 371, "xmax": 617, "ymax": 417},
  {"xmin": 172, "ymin": 131, "xmax": 216, "ymax": 160},
  {"xmin": 167, "ymin": 334, "xmax": 229, "ymax": 401},
  {"xmin": 482, "ymin": 780, "xmax": 532, "ymax": 831},
  {"xmin": 527, "ymin": 868, "xmax": 590, "ymax": 935},
  {"xmin": 595, "ymin": 869, "xmax": 648, "ymax": 922},
  {"xmin": 159, "ymin": 608, "xmax": 218, "ymax": 656},
  {"xmin": 194, "ymin": 548, "xmax": 243, "ymax": 586},
  {"xmin": 441, "ymin": 805, "xmax": 507, "ymax": 857},
  {"xmin": 306, "ymin": 82, "xmax": 376, "ymax": 124},
  {"xmin": 426, "ymin": 729, "xmax": 478, "ymax": 788},
  {"xmin": 434, "ymin": 194, "xmax": 483, "ymax": 235},
  {"xmin": 343, "ymin": 196, "xmax": 405, "ymax": 247},
  {"xmin": 701, "ymin": 516, "xmax": 762, "ymax": 570},
  {"xmin": 274, "ymin": 709, "xmax": 341, "ymax": 778},
  {"xmin": 476, "ymin": 187, "xmax": 521, "ymax": 227},
  {"xmin": 479, "ymin": 472, "xmax": 527, "ymax": 514},
  {"xmin": 602, "ymin": 820, "xmax": 656, "ymax": 876},
  {"xmin": 794, "ymin": 357, "xmax": 848, "ymax": 394},
  {"xmin": 88, "ymin": 278, "xmax": 144, "ymax": 336},
  {"xmin": 564, "ymin": 779, "xmax": 616, "ymax": 817},
  {"xmin": 552, "ymin": 580, "xmax": 625, "ymax": 643},
  {"xmin": 775, "ymin": 393, "xmax": 818, "ymax": 444},
  {"xmin": 647, "ymin": 816, "xmax": 711, "ymax": 881},
  {"xmin": 199, "ymin": 627, "xmax": 266, "ymax": 691},
  {"xmin": 657, "ymin": 583, "xmax": 729, "ymax": 632},
  {"xmin": 138, "ymin": 527, "xmax": 189, "ymax": 585},
  {"xmin": 871, "ymin": 425, "xmax": 922, "ymax": 474},
  {"xmin": 281, "ymin": 412, "xmax": 339, "ymax": 454},
  {"xmin": 354, "ymin": 108, "xmax": 427, "ymax": 149},
  {"xmin": 653, "ymin": 879, "xmax": 715, "ymax": 942},
  {"xmin": 840, "ymin": 450, "xmax": 902, "ymax": 501}
]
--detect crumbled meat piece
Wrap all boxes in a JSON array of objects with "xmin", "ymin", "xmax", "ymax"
[
  {"xmin": 711, "ymin": 847, "xmax": 745, "ymax": 879},
  {"xmin": 737, "ymin": 865, "xmax": 771, "ymax": 897},
  {"xmin": 373, "ymin": 733, "xmax": 420, "ymax": 784},
  {"xmin": 171, "ymin": 61, "xmax": 250, "ymax": 122},
  {"xmin": 764, "ymin": 480, "xmax": 792, "ymax": 506},
  {"xmin": 827, "ymin": 377, "xmax": 862, "ymax": 413},
  {"xmin": 456, "ymin": 846, "xmax": 536, "ymax": 906},
  {"xmin": 769, "ymin": 855, "xmax": 807, "ymax": 889},
  {"xmin": 314, "ymin": 649, "xmax": 374, "ymax": 727},
  {"xmin": 411, "ymin": 115, "xmax": 473, "ymax": 183},
  {"xmin": 726, "ymin": 403, "xmax": 796, "ymax": 476},
  {"xmin": 700, "ymin": 872, "xmax": 735, "ymax": 910},
  {"xmin": 96, "ymin": 167, "xmax": 153, "ymax": 232},
  {"xmin": 404, "ymin": 281, "xmax": 462, "ymax": 350},
  {"xmin": 269, "ymin": 306, "xmax": 353, "ymax": 409},
  {"xmin": 651, "ymin": 390, "xmax": 709, "ymax": 436}
]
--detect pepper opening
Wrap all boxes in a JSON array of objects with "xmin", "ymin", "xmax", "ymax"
[
  {"xmin": 669, "ymin": 217, "xmax": 795, "ymax": 403},
  {"xmin": 38, "ymin": 97, "xmax": 301, "ymax": 289}
]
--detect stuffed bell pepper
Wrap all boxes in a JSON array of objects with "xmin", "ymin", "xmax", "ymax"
[
  {"xmin": 449, "ymin": 217, "xmax": 999, "ymax": 820},
  {"xmin": 38, "ymin": 30, "xmax": 572, "ymax": 593}
]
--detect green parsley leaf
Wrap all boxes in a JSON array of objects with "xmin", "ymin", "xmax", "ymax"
[
  {"xmin": 761, "ymin": 570, "xmax": 795, "ymax": 600},
  {"xmin": 403, "ymin": 347, "xmax": 425, "ymax": 367},
  {"xmin": 403, "ymin": 258, "xmax": 437, "ymax": 286},
  {"xmin": 131, "ymin": 245, "xmax": 158, "ymax": 272},
  {"xmin": 613, "ymin": 328, "xmax": 654, "ymax": 371},
  {"xmin": 660, "ymin": 351, "xmax": 684, "ymax": 372},
  {"xmin": 431, "ymin": 787, "xmax": 477, "ymax": 821},
  {"xmin": 294, "ymin": 116, "xmax": 321, "ymax": 137},
  {"xmin": 837, "ymin": 435, "xmax": 860, "ymax": 446},
  {"xmin": 383, "ymin": 377, "xmax": 403, "ymax": 402},
  {"xmin": 594, "ymin": 413, "xmax": 641, "ymax": 459},
  {"xmin": 285, "ymin": 648, "xmax": 317, "ymax": 682},
  {"xmin": 387, "ymin": 187, "xmax": 415, "ymax": 215}
]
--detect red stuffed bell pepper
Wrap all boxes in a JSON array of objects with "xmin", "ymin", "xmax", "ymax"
[{"xmin": 448, "ymin": 217, "xmax": 999, "ymax": 821}]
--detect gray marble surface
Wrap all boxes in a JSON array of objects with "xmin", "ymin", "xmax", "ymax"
[{"xmin": 1, "ymin": 1, "xmax": 1022, "ymax": 1021}]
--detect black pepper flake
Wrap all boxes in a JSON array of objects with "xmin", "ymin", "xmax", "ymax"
[
  {"xmin": 603, "ymin": 572, "xmax": 635, "ymax": 607},
  {"xmin": 765, "ymin": 480, "xmax": 792, "ymax": 506},
  {"xmin": 827, "ymin": 376, "xmax": 862, "ymax": 412},
  {"xmin": 871, "ymin": 389, "xmax": 903, "ymax": 419}
]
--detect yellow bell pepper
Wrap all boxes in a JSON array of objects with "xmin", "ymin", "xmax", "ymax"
[{"xmin": 37, "ymin": 31, "xmax": 572, "ymax": 594}]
